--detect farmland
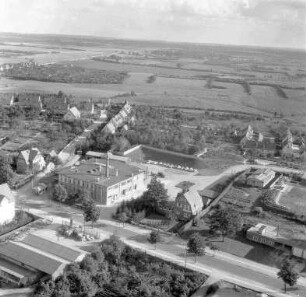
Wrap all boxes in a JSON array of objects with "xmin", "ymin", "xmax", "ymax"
[
  {"xmin": 278, "ymin": 185, "xmax": 306, "ymax": 216},
  {"xmin": 0, "ymin": 33, "xmax": 305, "ymax": 122}
]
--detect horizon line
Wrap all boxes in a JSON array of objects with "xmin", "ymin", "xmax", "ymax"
[{"xmin": 1, "ymin": 31, "xmax": 305, "ymax": 52}]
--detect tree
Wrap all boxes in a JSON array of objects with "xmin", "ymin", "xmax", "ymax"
[
  {"xmin": 80, "ymin": 255, "xmax": 99, "ymax": 275},
  {"xmin": 83, "ymin": 200, "xmax": 101, "ymax": 229},
  {"xmin": 187, "ymin": 233, "xmax": 205, "ymax": 262},
  {"xmin": 0, "ymin": 156, "xmax": 14, "ymax": 185},
  {"xmin": 66, "ymin": 270, "xmax": 97, "ymax": 297},
  {"xmin": 148, "ymin": 230, "xmax": 161, "ymax": 250},
  {"xmin": 277, "ymin": 260, "xmax": 299, "ymax": 292},
  {"xmin": 209, "ymin": 206, "xmax": 242, "ymax": 241},
  {"xmin": 111, "ymin": 136, "xmax": 131, "ymax": 153},
  {"xmin": 118, "ymin": 212, "xmax": 128, "ymax": 227},
  {"xmin": 101, "ymin": 234, "xmax": 124, "ymax": 265},
  {"xmin": 53, "ymin": 184, "xmax": 68, "ymax": 204},
  {"xmin": 132, "ymin": 210, "xmax": 145, "ymax": 224},
  {"xmin": 144, "ymin": 175, "xmax": 169, "ymax": 212},
  {"xmin": 34, "ymin": 280, "xmax": 55, "ymax": 297}
]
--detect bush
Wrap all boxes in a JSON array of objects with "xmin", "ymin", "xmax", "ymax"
[
  {"xmin": 253, "ymin": 207, "xmax": 263, "ymax": 216},
  {"xmin": 157, "ymin": 171, "xmax": 165, "ymax": 178}
]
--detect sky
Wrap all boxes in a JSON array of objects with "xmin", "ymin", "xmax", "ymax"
[{"xmin": 0, "ymin": 0, "xmax": 305, "ymax": 49}]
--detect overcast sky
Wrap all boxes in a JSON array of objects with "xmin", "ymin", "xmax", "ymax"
[{"xmin": 1, "ymin": 0, "xmax": 305, "ymax": 49}]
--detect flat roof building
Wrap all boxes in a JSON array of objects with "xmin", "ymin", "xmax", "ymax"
[{"xmin": 57, "ymin": 155, "xmax": 149, "ymax": 205}]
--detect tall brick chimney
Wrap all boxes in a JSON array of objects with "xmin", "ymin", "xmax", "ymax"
[{"xmin": 106, "ymin": 152, "xmax": 110, "ymax": 177}]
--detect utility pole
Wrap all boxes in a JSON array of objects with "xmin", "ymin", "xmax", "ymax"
[{"xmin": 185, "ymin": 243, "xmax": 188, "ymax": 268}]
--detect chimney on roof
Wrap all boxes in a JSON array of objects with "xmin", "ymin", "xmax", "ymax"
[{"xmin": 106, "ymin": 151, "xmax": 110, "ymax": 177}]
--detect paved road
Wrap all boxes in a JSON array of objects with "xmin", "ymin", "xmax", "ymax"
[
  {"xmin": 16, "ymin": 194, "xmax": 306, "ymax": 297},
  {"xmin": 11, "ymin": 163, "xmax": 306, "ymax": 297}
]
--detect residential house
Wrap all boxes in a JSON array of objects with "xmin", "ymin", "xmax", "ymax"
[
  {"xmin": 16, "ymin": 148, "xmax": 46, "ymax": 174},
  {"xmin": 246, "ymin": 169, "xmax": 275, "ymax": 188},
  {"xmin": 240, "ymin": 125, "xmax": 277, "ymax": 158},
  {"xmin": 10, "ymin": 94, "xmax": 43, "ymax": 111},
  {"xmin": 64, "ymin": 106, "xmax": 81, "ymax": 121},
  {"xmin": 102, "ymin": 101, "xmax": 131, "ymax": 135},
  {"xmin": 282, "ymin": 129, "xmax": 305, "ymax": 161},
  {"xmin": 0, "ymin": 183, "xmax": 15, "ymax": 225},
  {"xmin": 173, "ymin": 188, "xmax": 204, "ymax": 220},
  {"xmin": 57, "ymin": 154, "xmax": 149, "ymax": 206}
]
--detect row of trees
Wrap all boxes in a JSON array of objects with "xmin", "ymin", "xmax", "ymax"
[
  {"xmin": 114, "ymin": 175, "xmax": 170, "ymax": 225},
  {"xmin": 34, "ymin": 235, "xmax": 206, "ymax": 297}
]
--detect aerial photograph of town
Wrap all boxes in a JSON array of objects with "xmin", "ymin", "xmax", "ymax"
[{"xmin": 0, "ymin": 0, "xmax": 305, "ymax": 296}]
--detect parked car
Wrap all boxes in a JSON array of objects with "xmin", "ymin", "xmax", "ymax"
[{"xmin": 33, "ymin": 183, "xmax": 48, "ymax": 195}]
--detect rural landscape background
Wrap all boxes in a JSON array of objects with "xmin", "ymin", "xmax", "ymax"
[
  {"xmin": 0, "ymin": 4, "xmax": 305, "ymax": 296},
  {"xmin": 1, "ymin": 32, "xmax": 305, "ymax": 121}
]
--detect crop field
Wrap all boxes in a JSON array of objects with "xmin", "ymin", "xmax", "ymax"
[
  {"xmin": 220, "ymin": 187, "xmax": 261, "ymax": 213},
  {"xmin": 0, "ymin": 77, "xmax": 125, "ymax": 99},
  {"xmin": 1, "ymin": 33, "xmax": 305, "ymax": 124},
  {"xmin": 279, "ymin": 185, "xmax": 306, "ymax": 216}
]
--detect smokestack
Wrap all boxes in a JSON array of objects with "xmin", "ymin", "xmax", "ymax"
[
  {"xmin": 106, "ymin": 152, "xmax": 110, "ymax": 177},
  {"xmin": 115, "ymin": 169, "xmax": 118, "ymax": 177}
]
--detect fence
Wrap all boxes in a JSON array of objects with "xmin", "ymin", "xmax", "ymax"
[{"xmin": 61, "ymin": 220, "xmax": 102, "ymax": 240}]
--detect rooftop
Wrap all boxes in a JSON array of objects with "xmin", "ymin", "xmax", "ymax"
[
  {"xmin": 58, "ymin": 158, "xmax": 143, "ymax": 188},
  {"xmin": 248, "ymin": 223, "xmax": 306, "ymax": 250},
  {"xmin": 0, "ymin": 257, "xmax": 37, "ymax": 280},
  {"xmin": 22, "ymin": 234, "xmax": 85, "ymax": 262},
  {"xmin": 199, "ymin": 188, "xmax": 219, "ymax": 199},
  {"xmin": 0, "ymin": 241, "xmax": 66, "ymax": 276},
  {"xmin": 86, "ymin": 151, "xmax": 130, "ymax": 162},
  {"xmin": 182, "ymin": 188, "xmax": 203, "ymax": 215},
  {"xmin": 249, "ymin": 169, "xmax": 275, "ymax": 182}
]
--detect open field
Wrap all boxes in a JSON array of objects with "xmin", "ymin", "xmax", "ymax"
[
  {"xmin": 1, "ymin": 33, "xmax": 305, "ymax": 121},
  {"xmin": 279, "ymin": 185, "xmax": 306, "ymax": 216}
]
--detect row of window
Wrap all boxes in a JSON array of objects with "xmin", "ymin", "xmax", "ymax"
[
  {"xmin": 108, "ymin": 185, "xmax": 138, "ymax": 202},
  {"xmin": 176, "ymin": 202, "xmax": 191, "ymax": 211},
  {"xmin": 251, "ymin": 235, "xmax": 274, "ymax": 246}
]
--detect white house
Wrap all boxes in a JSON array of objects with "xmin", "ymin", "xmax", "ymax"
[
  {"xmin": 0, "ymin": 183, "xmax": 15, "ymax": 225},
  {"xmin": 64, "ymin": 107, "xmax": 81, "ymax": 121},
  {"xmin": 17, "ymin": 148, "xmax": 46, "ymax": 174}
]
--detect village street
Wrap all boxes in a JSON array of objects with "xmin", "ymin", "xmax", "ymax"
[{"xmin": 12, "ymin": 168, "xmax": 306, "ymax": 297}]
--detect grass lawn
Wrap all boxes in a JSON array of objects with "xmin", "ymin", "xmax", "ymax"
[
  {"xmin": 181, "ymin": 221, "xmax": 292, "ymax": 271},
  {"xmin": 279, "ymin": 185, "xmax": 306, "ymax": 216}
]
